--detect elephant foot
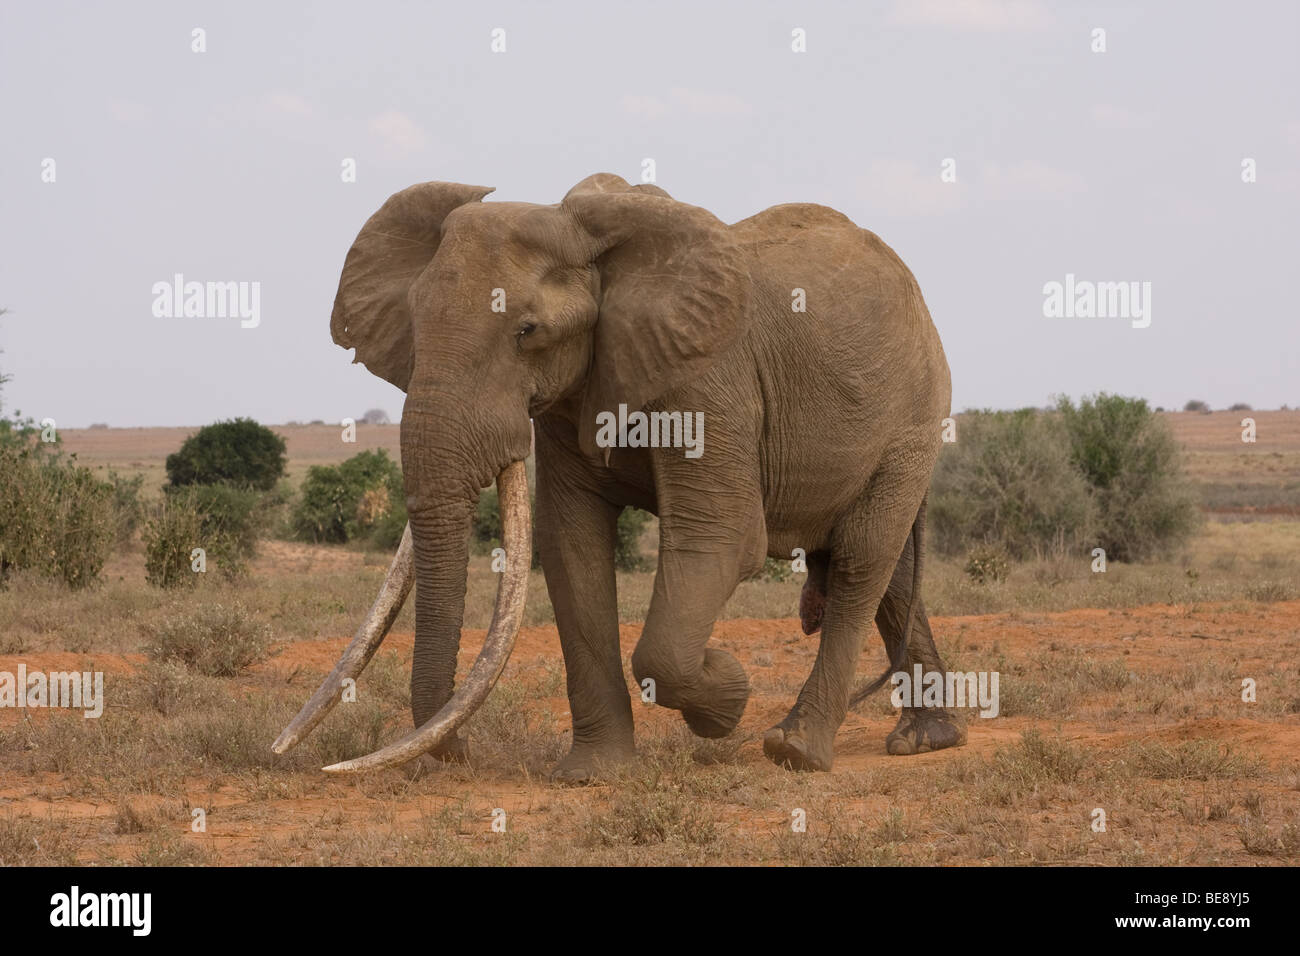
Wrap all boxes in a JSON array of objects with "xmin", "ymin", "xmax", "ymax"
[
  {"xmin": 679, "ymin": 649, "xmax": 750, "ymax": 738},
  {"xmin": 549, "ymin": 739, "xmax": 637, "ymax": 786},
  {"xmin": 886, "ymin": 708, "xmax": 967, "ymax": 755},
  {"xmin": 762, "ymin": 716, "xmax": 835, "ymax": 772},
  {"xmin": 409, "ymin": 734, "xmax": 470, "ymax": 774}
]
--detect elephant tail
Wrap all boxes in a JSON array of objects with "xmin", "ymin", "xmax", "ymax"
[{"xmin": 849, "ymin": 493, "xmax": 926, "ymax": 708}]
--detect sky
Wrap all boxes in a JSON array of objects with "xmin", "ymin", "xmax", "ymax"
[{"xmin": 1, "ymin": 0, "xmax": 1297, "ymax": 428}]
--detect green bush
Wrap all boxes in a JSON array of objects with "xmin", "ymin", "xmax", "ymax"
[
  {"xmin": 142, "ymin": 492, "xmax": 206, "ymax": 588},
  {"xmin": 291, "ymin": 449, "xmax": 404, "ymax": 546},
  {"xmin": 932, "ymin": 398, "xmax": 1202, "ymax": 564},
  {"xmin": 472, "ymin": 491, "xmax": 649, "ymax": 571},
  {"xmin": 615, "ymin": 508, "xmax": 652, "ymax": 571},
  {"xmin": 142, "ymin": 486, "xmax": 259, "ymax": 587},
  {"xmin": 165, "ymin": 418, "xmax": 286, "ymax": 490},
  {"xmin": 964, "ymin": 545, "xmax": 1009, "ymax": 584},
  {"xmin": 0, "ymin": 416, "xmax": 39, "ymax": 452},
  {"xmin": 368, "ymin": 499, "xmax": 408, "ymax": 550},
  {"xmin": 107, "ymin": 470, "xmax": 144, "ymax": 546},
  {"xmin": 929, "ymin": 408, "xmax": 1096, "ymax": 559},
  {"xmin": 750, "ymin": 556, "xmax": 794, "ymax": 582},
  {"xmin": 471, "ymin": 486, "xmax": 503, "ymax": 550},
  {"xmin": 187, "ymin": 484, "xmax": 261, "ymax": 568},
  {"xmin": 259, "ymin": 479, "xmax": 296, "ymax": 538},
  {"xmin": 471, "ymin": 485, "xmax": 541, "ymax": 568},
  {"xmin": 293, "ymin": 466, "xmax": 355, "ymax": 544},
  {"xmin": 0, "ymin": 446, "xmax": 116, "ymax": 589},
  {"xmin": 1057, "ymin": 394, "xmax": 1201, "ymax": 561}
]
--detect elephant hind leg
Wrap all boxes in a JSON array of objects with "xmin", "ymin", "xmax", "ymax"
[
  {"xmin": 875, "ymin": 535, "xmax": 968, "ymax": 755},
  {"xmin": 764, "ymin": 466, "xmax": 921, "ymax": 772}
]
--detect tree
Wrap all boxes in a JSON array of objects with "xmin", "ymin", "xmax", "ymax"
[
  {"xmin": 359, "ymin": 408, "xmax": 391, "ymax": 425},
  {"xmin": 165, "ymin": 418, "xmax": 287, "ymax": 490}
]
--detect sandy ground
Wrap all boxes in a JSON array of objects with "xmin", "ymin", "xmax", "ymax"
[{"xmin": 3, "ymin": 601, "xmax": 1298, "ymax": 865}]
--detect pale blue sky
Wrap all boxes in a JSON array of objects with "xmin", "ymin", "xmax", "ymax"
[{"xmin": 1, "ymin": 0, "xmax": 1297, "ymax": 426}]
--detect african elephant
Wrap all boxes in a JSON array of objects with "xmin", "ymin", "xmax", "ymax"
[{"xmin": 273, "ymin": 172, "xmax": 967, "ymax": 781}]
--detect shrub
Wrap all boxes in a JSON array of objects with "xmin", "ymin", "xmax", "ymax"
[
  {"xmin": 472, "ymin": 486, "xmax": 540, "ymax": 568},
  {"xmin": 145, "ymin": 602, "xmax": 271, "ymax": 677},
  {"xmin": 472, "ymin": 491, "xmax": 650, "ymax": 571},
  {"xmin": 471, "ymin": 486, "xmax": 503, "ymax": 550},
  {"xmin": 142, "ymin": 492, "xmax": 206, "ymax": 589},
  {"xmin": 615, "ymin": 508, "xmax": 652, "ymax": 571},
  {"xmin": 292, "ymin": 466, "xmax": 355, "ymax": 543},
  {"xmin": 165, "ymin": 418, "xmax": 286, "ymax": 490},
  {"xmin": 107, "ymin": 470, "xmax": 144, "ymax": 546},
  {"xmin": 754, "ymin": 556, "xmax": 794, "ymax": 582},
  {"xmin": 187, "ymin": 484, "xmax": 260, "ymax": 565},
  {"xmin": 964, "ymin": 545, "xmax": 1009, "ymax": 584},
  {"xmin": 1057, "ymin": 394, "xmax": 1200, "ymax": 561},
  {"xmin": 1183, "ymin": 399, "xmax": 1210, "ymax": 413},
  {"xmin": 258, "ymin": 479, "xmax": 295, "ymax": 538},
  {"xmin": 292, "ymin": 449, "xmax": 404, "ymax": 546},
  {"xmin": 0, "ymin": 446, "xmax": 116, "ymax": 589},
  {"xmin": 368, "ymin": 495, "xmax": 408, "ymax": 550},
  {"xmin": 1228, "ymin": 402, "xmax": 1252, "ymax": 412},
  {"xmin": 929, "ymin": 408, "xmax": 1096, "ymax": 559},
  {"xmin": 142, "ymin": 486, "xmax": 258, "ymax": 587},
  {"xmin": 132, "ymin": 661, "xmax": 225, "ymax": 716}
]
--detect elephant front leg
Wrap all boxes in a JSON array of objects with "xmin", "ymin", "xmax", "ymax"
[
  {"xmin": 630, "ymin": 489, "xmax": 765, "ymax": 739},
  {"xmin": 536, "ymin": 452, "xmax": 636, "ymax": 784}
]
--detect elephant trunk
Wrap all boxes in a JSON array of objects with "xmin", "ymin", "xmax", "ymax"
[
  {"xmin": 272, "ymin": 456, "xmax": 532, "ymax": 773},
  {"xmin": 406, "ymin": 488, "xmax": 475, "ymax": 727}
]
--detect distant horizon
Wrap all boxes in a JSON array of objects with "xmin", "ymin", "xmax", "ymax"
[{"xmin": 41, "ymin": 402, "xmax": 1296, "ymax": 433}]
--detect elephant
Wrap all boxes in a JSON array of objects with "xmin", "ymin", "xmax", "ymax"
[{"xmin": 273, "ymin": 172, "xmax": 967, "ymax": 781}]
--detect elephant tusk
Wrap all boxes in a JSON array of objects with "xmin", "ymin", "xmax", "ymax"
[
  {"xmin": 271, "ymin": 522, "xmax": 415, "ymax": 754},
  {"xmin": 320, "ymin": 459, "xmax": 531, "ymax": 774}
]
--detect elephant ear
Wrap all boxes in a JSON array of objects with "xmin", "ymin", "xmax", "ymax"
[
  {"xmin": 563, "ymin": 188, "xmax": 751, "ymax": 459},
  {"xmin": 331, "ymin": 181, "xmax": 494, "ymax": 391}
]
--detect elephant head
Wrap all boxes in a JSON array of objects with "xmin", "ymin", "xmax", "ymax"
[{"xmin": 274, "ymin": 173, "xmax": 751, "ymax": 772}]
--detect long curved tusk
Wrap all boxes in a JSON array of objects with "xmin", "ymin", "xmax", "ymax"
[
  {"xmin": 272, "ymin": 522, "xmax": 414, "ymax": 755},
  {"xmin": 320, "ymin": 459, "xmax": 531, "ymax": 774}
]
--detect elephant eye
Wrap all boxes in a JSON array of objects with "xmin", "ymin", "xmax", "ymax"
[{"xmin": 516, "ymin": 320, "xmax": 537, "ymax": 341}]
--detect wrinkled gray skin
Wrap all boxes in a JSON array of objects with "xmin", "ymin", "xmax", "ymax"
[{"xmin": 330, "ymin": 173, "xmax": 966, "ymax": 781}]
